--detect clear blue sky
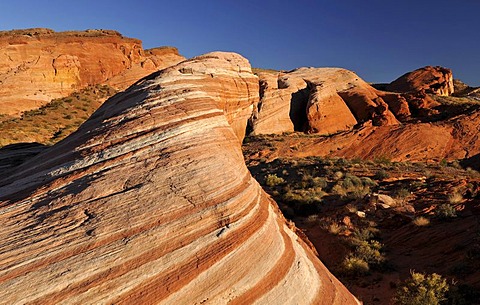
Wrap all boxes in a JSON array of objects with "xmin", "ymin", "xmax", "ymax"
[{"xmin": 1, "ymin": 0, "xmax": 479, "ymax": 85}]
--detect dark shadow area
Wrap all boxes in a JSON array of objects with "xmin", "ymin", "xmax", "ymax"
[
  {"xmin": 289, "ymin": 87, "xmax": 310, "ymax": 131},
  {"xmin": 461, "ymin": 153, "xmax": 480, "ymax": 171},
  {"xmin": 0, "ymin": 142, "xmax": 48, "ymax": 177}
]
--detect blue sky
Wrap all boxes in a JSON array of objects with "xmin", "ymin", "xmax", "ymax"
[{"xmin": 1, "ymin": 0, "xmax": 479, "ymax": 85}]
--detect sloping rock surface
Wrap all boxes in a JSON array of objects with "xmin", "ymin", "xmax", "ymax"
[
  {"xmin": 386, "ymin": 66, "xmax": 454, "ymax": 96},
  {"xmin": 0, "ymin": 28, "xmax": 184, "ymax": 115},
  {"xmin": 0, "ymin": 52, "xmax": 358, "ymax": 304}
]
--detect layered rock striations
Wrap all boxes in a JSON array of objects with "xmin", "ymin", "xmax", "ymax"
[
  {"xmin": 0, "ymin": 52, "xmax": 358, "ymax": 304},
  {"xmin": 0, "ymin": 28, "xmax": 184, "ymax": 115},
  {"xmin": 386, "ymin": 66, "xmax": 454, "ymax": 96}
]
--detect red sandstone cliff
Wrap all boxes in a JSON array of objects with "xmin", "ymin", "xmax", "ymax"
[{"xmin": 0, "ymin": 28, "xmax": 184, "ymax": 115}]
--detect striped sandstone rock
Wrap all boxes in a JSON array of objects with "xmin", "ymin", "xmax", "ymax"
[{"xmin": 0, "ymin": 52, "xmax": 358, "ymax": 304}]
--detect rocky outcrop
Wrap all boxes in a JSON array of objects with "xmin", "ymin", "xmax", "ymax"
[
  {"xmin": 248, "ymin": 71, "xmax": 308, "ymax": 135},
  {"xmin": 253, "ymin": 108, "xmax": 480, "ymax": 163},
  {"xmin": 0, "ymin": 28, "xmax": 184, "ymax": 115},
  {"xmin": 386, "ymin": 66, "xmax": 454, "ymax": 96},
  {"xmin": 402, "ymin": 90, "xmax": 440, "ymax": 117},
  {"xmin": 249, "ymin": 67, "xmax": 402, "ymax": 135},
  {"xmin": 0, "ymin": 52, "xmax": 358, "ymax": 304}
]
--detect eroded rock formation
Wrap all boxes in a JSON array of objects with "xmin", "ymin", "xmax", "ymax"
[
  {"xmin": 249, "ymin": 67, "xmax": 403, "ymax": 135},
  {"xmin": 0, "ymin": 52, "xmax": 358, "ymax": 304},
  {"xmin": 0, "ymin": 28, "xmax": 184, "ymax": 115},
  {"xmin": 386, "ymin": 66, "xmax": 454, "ymax": 96}
]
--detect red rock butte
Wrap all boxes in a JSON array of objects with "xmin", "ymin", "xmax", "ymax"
[
  {"xmin": 0, "ymin": 52, "xmax": 359, "ymax": 304},
  {"xmin": 0, "ymin": 28, "xmax": 184, "ymax": 115}
]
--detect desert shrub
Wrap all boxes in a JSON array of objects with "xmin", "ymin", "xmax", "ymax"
[
  {"xmin": 361, "ymin": 177, "xmax": 378, "ymax": 187},
  {"xmin": 394, "ymin": 188, "xmax": 411, "ymax": 201},
  {"xmin": 331, "ymin": 174, "xmax": 373, "ymax": 200},
  {"xmin": 306, "ymin": 214, "xmax": 320, "ymax": 225},
  {"xmin": 328, "ymin": 222, "xmax": 343, "ymax": 235},
  {"xmin": 336, "ymin": 158, "xmax": 350, "ymax": 166},
  {"xmin": 413, "ymin": 217, "xmax": 430, "ymax": 226},
  {"xmin": 265, "ymin": 174, "xmax": 285, "ymax": 187},
  {"xmin": 354, "ymin": 240, "xmax": 385, "ymax": 266},
  {"xmin": 346, "ymin": 186, "xmax": 371, "ymax": 200},
  {"xmin": 435, "ymin": 204, "xmax": 457, "ymax": 219},
  {"xmin": 311, "ymin": 177, "xmax": 328, "ymax": 189},
  {"xmin": 374, "ymin": 169, "xmax": 390, "ymax": 180},
  {"xmin": 374, "ymin": 155, "xmax": 392, "ymax": 165},
  {"xmin": 332, "ymin": 184, "xmax": 348, "ymax": 197},
  {"xmin": 297, "ymin": 174, "xmax": 327, "ymax": 189},
  {"xmin": 351, "ymin": 227, "xmax": 377, "ymax": 244},
  {"xmin": 340, "ymin": 256, "xmax": 370, "ymax": 276},
  {"xmin": 333, "ymin": 171, "xmax": 344, "ymax": 180},
  {"xmin": 448, "ymin": 192, "xmax": 463, "ymax": 204},
  {"xmin": 344, "ymin": 173, "xmax": 363, "ymax": 187},
  {"xmin": 283, "ymin": 188, "xmax": 325, "ymax": 205},
  {"xmin": 393, "ymin": 271, "xmax": 448, "ymax": 305}
]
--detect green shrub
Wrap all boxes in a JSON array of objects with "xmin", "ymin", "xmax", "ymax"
[
  {"xmin": 374, "ymin": 169, "xmax": 390, "ymax": 180},
  {"xmin": 311, "ymin": 177, "xmax": 328, "ymax": 189},
  {"xmin": 354, "ymin": 240, "xmax": 385, "ymax": 265},
  {"xmin": 395, "ymin": 188, "xmax": 411, "ymax": 201},
  {"xmin": 340, "ymin": 256, "xmax": 370, "ymax": 276},
  {"xmin": 361, "ymin": 177, "xmax": 378, "ymax": 187},
  {"xmin": 374, "ymin": 155, "xmax": 392, "ymax": 165},
  {"xmin": 393, "ymin": 271, "xmax": 449, "ymax": 305},
  {"xmin": 435, "ymin": 204, "xmax": 457, "ymax": 219},
  {"xmin": 265, "ymin": 174, "xmax": 285, "ymax": 187},
  {"xmin": 283, "ymin": 188, "xmax": 325, "ymax": 204}
]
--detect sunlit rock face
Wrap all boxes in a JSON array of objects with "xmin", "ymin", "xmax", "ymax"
[
  {"xmin": 0, "ymin": 28, "xmax": 184, "ymax": 115},
  {"xmin": 0, "ymin": 52, "xmax": 359, "ymax": 305},
  {"xmin": 249, "ymin": 67, "xmax": 403, "ymax": 135},
  {"xmin": 386, "ymin": 66, "xmax": 455, "ymax": 96}
]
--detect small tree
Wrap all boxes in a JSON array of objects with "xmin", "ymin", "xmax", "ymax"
[{"xmin": 394, "ymin": 271, "xmax": 449, "ymax": 305}]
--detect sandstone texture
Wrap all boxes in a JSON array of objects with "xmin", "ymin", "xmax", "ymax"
[
  {"xmin": 0, "ymin": 28, "xmax": 184, "ymax": 115},
  {"xmin": 249, "ymin": 67, "xmax": 403, "ymax": 135},
  {"xmin": 386, "ymin": 66, "xmax": 454, "ymax": 96},
  {"xmin": 0, "ymin": 52, "xmax": 358, "ymax": 304}
]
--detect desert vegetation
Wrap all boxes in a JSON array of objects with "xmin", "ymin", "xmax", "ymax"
[
  {"xmin": 0, "ymin": 85, "xmax": 116, "ymax": 147},
  {"xmin": 243, "ymin": 133, "xmax": 480, "ymax": 304}
]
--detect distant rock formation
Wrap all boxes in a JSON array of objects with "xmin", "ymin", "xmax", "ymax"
[
  {"xmin": 249, "ymin": 68, "xmax": 406, "ymax": 135},
  {"xmin": 0, "ymin": 28, "xmax": 184, "ymax": 115},
  {"xmin": 0, "ymin": 52, "xmax": 358, "ymax": 304},
  {"xmin": 386, "ymin": 66, "xmax": 454, "ymax": 96}
]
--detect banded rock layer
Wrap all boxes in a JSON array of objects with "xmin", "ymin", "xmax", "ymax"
[
  {"xmin": 0, "ymin": 28, "xmax": 184, "ymax": 115},
  {"xmin": 0, "ymin": 52, "xmax": 358, "ymax": 304}
]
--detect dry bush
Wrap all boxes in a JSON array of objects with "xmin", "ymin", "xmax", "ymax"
[{"xmin": 413, "ymin": 216, "xmax": 430, "ymax": 226}]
